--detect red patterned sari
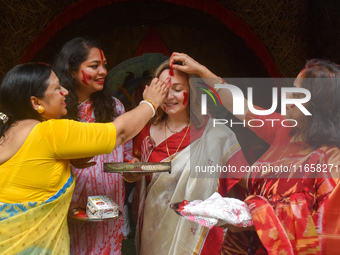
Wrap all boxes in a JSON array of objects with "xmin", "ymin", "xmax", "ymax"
[{"xmin": 220, "ymin": 109, "xmax": 340, "ymax": 255}]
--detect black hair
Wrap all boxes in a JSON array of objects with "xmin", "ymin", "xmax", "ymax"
[
  {"xmin": 0, "ymin": 63, "xmax": 52, "ymax": 137},
  {"xmin": 52, "ymin": 37, "xmax": 117, "ymax": 122}
]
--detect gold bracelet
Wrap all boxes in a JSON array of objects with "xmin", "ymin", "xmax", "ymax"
[{"xmin": 145, "ymin": 99, "xmax": 157, "ymax": 110}]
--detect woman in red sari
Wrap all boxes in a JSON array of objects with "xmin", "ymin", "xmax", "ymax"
[
  {"xmin": 170, "ymin": 53, "xmax": 340, "ymax": 254},
  {"xmin": 124, "ymin": 60, "xmax": 248, "ymax": 255}
]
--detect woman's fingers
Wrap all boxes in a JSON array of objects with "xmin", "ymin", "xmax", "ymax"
[
  {"xmin": 161, "ymin": 77, "xmax": 171, "ymax": 92},
  {"xmin": 143, "ymin": 77, "xmax": 170, "ymax": 107},
  {"xmin": 150, "ymin": 77, "xmax": 170, "ymax": 89},
  {"xmin": 170, "ymin": 52, "xmax": 200, "ymax": 74},
  {"xmin": 170, "ymin": 52, "xmax": 184, "ymax": 69},
  {"xmin": 129, "ymin": 157, "xmax": 140, "ymax": 163},
  {"xmin": 170, "ymin": 52, "xmax": 183, "ymax": 65}
]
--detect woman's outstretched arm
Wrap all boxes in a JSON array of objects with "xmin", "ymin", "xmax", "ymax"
[
  {"xmin": 113, "ymin": 77, "xmax": 170, "ymax": 148},
  {"xmin": 170, "ymin": 52, "xmax": 248, "ymax": 121}
]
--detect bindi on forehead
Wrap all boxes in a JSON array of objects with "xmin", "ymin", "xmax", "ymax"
[{"xmin": 169, "ymin": 69, "xmax": 174, "ymax": 77}]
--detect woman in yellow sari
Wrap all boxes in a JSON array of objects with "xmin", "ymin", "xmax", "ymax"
[{"xmin": 0, "ymin": 63, "xmax": 169, "ymax": 254}]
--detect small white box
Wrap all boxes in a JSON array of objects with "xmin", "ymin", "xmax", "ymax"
[{"xmin": 86, "ymin": 195, "xmax": 119, "ymax": 219}]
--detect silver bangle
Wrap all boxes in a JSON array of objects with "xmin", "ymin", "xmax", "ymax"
[{"xmin": 139, "ymin": 100, "xmax": 156, "ymax": 117}]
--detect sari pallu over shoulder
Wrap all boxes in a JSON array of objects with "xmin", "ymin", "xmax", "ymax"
[
  {"xmin": 136, "ymin": 119, "xmax": 247, "ymax": 255},
  {"xmin": 0, "ymin": 174, "xmax": 75, "ymax": 255}
]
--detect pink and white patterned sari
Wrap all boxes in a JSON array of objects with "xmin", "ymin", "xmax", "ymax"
[{"xmin": 69, "ymin": 98, "xmax": 133, "ymax": 255}]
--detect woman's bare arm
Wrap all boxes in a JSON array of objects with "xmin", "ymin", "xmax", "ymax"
[
  {"xmin": 113, "ymin": 77, "xmax": 170, "ymax": 148},
  {"xmin": 170, "ymin": 52, "xmax": 248, "ymax": 121}
]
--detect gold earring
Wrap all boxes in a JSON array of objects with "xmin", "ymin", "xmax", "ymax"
[{"xmin": 37, "ymin": 106, "xmax": 45, "ymax": 114}]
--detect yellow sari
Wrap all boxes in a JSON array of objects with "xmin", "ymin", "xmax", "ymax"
[{"xmin": 0, "ymin": 174, "xmax": 75, "ymax": 255}]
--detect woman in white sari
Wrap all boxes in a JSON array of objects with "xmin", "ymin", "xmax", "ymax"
[{"xmin": 125, "ymin": 60, "xmax": 249, "ymax": 255}]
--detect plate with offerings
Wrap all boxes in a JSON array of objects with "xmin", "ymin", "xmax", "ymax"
[
  {"xmin": 103, "ymin": 162, "xmax": 171, "ymax": 174},
  {"xmin": 169, "ymin": 193, "xmax": 254, "ymax": 229},
  {"xmin": 68, "ymin": 195, "xmax": 122, "ymax": 222},
  {"xmin": 68, "ymin": 208, "xmax": 122, "ymax": 222}
]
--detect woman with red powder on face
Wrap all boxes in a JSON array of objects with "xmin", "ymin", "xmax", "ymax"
[
  {"xmin": 123, "ymin": 59, "xmax": 249, "ymax": 255},
  {"xmin": 53, "ymin": 37, "xmax": 133, "ymax": 255},
  {"xmin": 0, "ymin": 62, "xmax": 168, "ymax": 254}
]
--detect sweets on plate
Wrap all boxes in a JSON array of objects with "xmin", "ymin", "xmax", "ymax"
[
  {"xmin": 86, "ymin": 195, "xmax": 119, "ymax": 219},
  {"xmin": 73, "ymin": 208, "xmax": 87, "ymax": 218},
  {"xmin": 141, "ymin": 164, "xmax": 170, "ymax": 171}
]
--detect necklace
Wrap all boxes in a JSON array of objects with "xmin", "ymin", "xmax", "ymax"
[
  {"xmin": 166, "ymin": 119, "xmax": 187, "ymax": 134},
  {"xmin": 78, "ymin": 97, "xmax": 90, "ymax": 105},
  {"xmin": 165, "ymin": 121, "xmax": 190, "ymax": 161}
]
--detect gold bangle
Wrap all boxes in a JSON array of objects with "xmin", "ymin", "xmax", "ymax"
[{"xmin": 145, "ymin": 99, "xmax": 157, "ymax": 110}]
